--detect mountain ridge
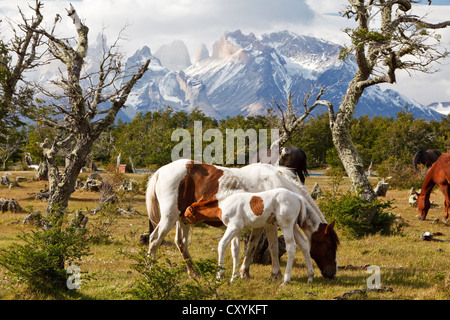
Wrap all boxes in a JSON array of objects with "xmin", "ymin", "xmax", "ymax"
[{"xmin": 36, "ymin": 30, "xmax": 446, "ymax": 122}]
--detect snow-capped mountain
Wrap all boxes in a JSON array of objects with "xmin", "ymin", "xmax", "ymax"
[
  {"xmin": 36, "ymin": 30, "xmax": 443, "ymax": 122},
  {"xmin": 427, "ymin": 102, "xmax": 450, "ymax": 116},
  {"xmin": 118, "ymin": 30, "xmax": 442, "ymax": 121}
]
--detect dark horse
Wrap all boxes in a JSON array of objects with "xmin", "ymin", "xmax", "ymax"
[
  {"xmin": 248, "ymin": 146, "xmax": 309, "ymax": 185},
  {"xmin": 416, "ymin": 153, "xmax": 450, "ymax": 222},
  {"xmin": 413, "ymin": 149, "xmax": 442, "ymax": 169},
  {"xmin": 278, "ymin": 146, "xmax": 309, "ymax": 185}
]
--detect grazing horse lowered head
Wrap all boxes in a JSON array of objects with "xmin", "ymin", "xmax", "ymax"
[
  {"xmin": 413, "ymin": 149, "xmax": 442, "ymax": 170},
  {"xmin": 278, "ymin": 146, "xmax": 309, "ymax": 185},
  {"xmin": 416, "ymin": 153, "xmax": 450, "ymax": 222},
  {"xmin": 145, "ymin": 159, "xmax": 339, "ymax": 281}
]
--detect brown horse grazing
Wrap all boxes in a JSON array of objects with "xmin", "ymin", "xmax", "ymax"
[
  {"xmin": 416, "ymin": 154, "xmax": 450, "ymax": 222},
  {"xmin": 413, "ymin": 149, "xmax": 442, "ymax": 169}
]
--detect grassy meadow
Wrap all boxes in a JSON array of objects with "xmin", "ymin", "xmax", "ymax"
[{"xmin": 0, "ymin": 169, "xmax": 448, "ymax": 300}]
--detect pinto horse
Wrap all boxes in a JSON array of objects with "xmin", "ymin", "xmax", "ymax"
[
  {"xmin": 416, "ymin": 153, "xmax": 450, "ymax": 222},
  {"xmin": 198, "ymin": 188, "xmax": 314, "ymax": 285},
  {"xmin": 145, "ymin": 159, "xmax": 339, "ymax": 281},
  {"xmin": 413, "ymin": 149, "xmax": 442, "ymax": 169}
]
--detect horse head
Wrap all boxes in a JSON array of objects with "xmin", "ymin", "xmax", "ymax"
[
  {"xmin": 415, "ymin": 192, "xmax": 430, "ymax": 220},
  {"xmin": 309, "ymin": 221, "xmax": 339, "ymax": 279}
]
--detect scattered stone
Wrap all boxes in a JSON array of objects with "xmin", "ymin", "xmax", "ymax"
[
  {"xmin": 84, "ymin": 173, "xmax": 103, "ymax": 192},
  {"xmin": 374, "ymin": 179, "xmax": 389, "ymax": 197},
  {"xmin": 35, "ymin": 191, "xmax": 50, "ymax": 201},
  {"xmin": 23, "ymin": 210, "xmax": 44, "ymax": 227},
  {"xmin": 0, "ymin": 198, "xmax": 22, "ymax": 213},
  {"xmin": 408, "ymin": 187, "xmax": 418, "ymax": 207},
  {"xmin": 1, "ymin": 175, "xmax": 11, "ymax": 186},
  {"xmin": 119, "ymin": 179, "xmax": 138, "ymax": 192},
  {"xmin": 310, "ymin": 183, "xmax": 323, "ymax": 200},
  {"xmin": 421, "ymin": 232, "xmax": 450, "ymax": 242}
]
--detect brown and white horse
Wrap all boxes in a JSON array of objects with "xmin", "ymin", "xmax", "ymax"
[
  {"xmin": 201, "ymin": 188, "xmax": 312, "ymax": 285},
  {"xmin": 416, "ymin": 153, "xmax": 450, "ymax": 222},
  {"xmin": 145, "ymin": 159, "xmax": 339, "ymax": 280}
]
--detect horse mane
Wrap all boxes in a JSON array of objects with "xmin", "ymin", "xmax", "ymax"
[{"xmin": 274, "ymin": 165, "xmax": 327, "ymax": 224}]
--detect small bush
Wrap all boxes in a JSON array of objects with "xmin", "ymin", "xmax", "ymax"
[
  {"xmin": 0, "ymin": 221, "xmax": 91, "ymax": 296},
  {"xmin": 318, "ymin": 189, "xmax": 397, "ymax": 238},
  {"xmin": 377, "ymin": 157, "xmax": 427, "ymax": 190},
  {"xmin": 126, "ymin": 249, "xmax": 223, "ymax": 300}
]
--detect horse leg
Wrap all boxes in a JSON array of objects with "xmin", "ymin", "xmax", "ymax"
[
  {"xmin": 281, "ymin": 227, "xmax": 296, "ymax": 286},
  {"xmin": 438, "ymin": 184, "xmax": 450, "ymax": 222},
  {"xmin": 230, "ymin": 236, "xmax": 240, "ymax": 283},
  {"xmin": 175, "ymin": 220, "xmax": 198, "ymax": 277},
  {"xmin": 148, "ymin": 206, "xmax": 179, "ymax": 257},
  {"xmin": 218, "ymin": 225, "xmax": 241, "ymax": 281},
  {"xmin": 239, "ymin": 227, "xmax": 264, "ymax": 279},
  {"xmin": 265, "ymin": 223, "xmax": 282, "ymax": 281},
  {"xmin": 444, "ymin": 187, "xmax": 450, "ymax": 223},
  {"xmin": 294, "ymin": 226, "xmax": 314, "ymax": 283}
]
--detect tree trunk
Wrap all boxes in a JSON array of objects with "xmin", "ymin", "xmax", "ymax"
[
  {"xmin": 331, "ymin": 123, "xmax": 375, "ymax": 201},
  {"xmin": 329, "ymin": 77, "xmax": 377, "ymax": 203},
  {"xmin": 45, "ymin": 139, "xmax": 93, "ymax": 220}
]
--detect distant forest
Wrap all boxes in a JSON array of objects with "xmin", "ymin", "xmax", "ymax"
[{"xmin": 8, "ymin": 106, "xmax": 450, "ymax": 175}]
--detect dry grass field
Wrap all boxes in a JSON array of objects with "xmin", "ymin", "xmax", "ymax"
[{"xmin": 0, "ymin": 169, "xmax": 448, "ymax": 300}]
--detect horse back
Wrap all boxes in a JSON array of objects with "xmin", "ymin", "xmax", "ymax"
[{"xmin": 429, "ymin": 154, "xmax": 450, "ymax": 185}]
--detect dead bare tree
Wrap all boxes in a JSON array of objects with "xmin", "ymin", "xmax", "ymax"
[
  {"xmin": 270, "ymin": 86, "xmax": 331, "ymax": 150},
  {"xmin": 0, "ymin": 1, "xmax": 44, "ymax": 142},
  {"xmin": 24, "ymin": 3, "xmax": 150, "ymax": 219},
  {"xmin": 312, "ymin": 0, "xmax": 450, "ymax": 205}
]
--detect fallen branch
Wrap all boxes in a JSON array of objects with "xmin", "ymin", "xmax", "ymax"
[{"xmin": 332, "ymin": 286, "xmax": 393, "ymax": 300}]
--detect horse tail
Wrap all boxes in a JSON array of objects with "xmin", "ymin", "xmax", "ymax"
[
  {"xmin": 146, "ymin": 170, "xmax": 160, "ymax": 234},
  {"xmin": 302, "ymin": 167, "xmax": 309, "ymax": 178},
  {"xmin": 301, "ymin": 150, "xmax": 309, "ymax": 178}
]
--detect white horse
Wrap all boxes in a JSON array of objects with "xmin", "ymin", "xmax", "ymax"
[
  {"xmin": 146, "ymin": 159, "xmax": 339, "ymax": 280},
  {"xmin": 213, "ymin": 188, "xmax": 313, "ymax": 285}
]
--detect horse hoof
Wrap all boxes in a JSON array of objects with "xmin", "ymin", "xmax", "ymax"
[
  {"xmin": 307, "ymin": 277, "xmax": 314, "ymax": 284},
  {"xmin": 271, "ymin": 272, "xmax": 283, "ymax": 282},
  {"xmin": 280, "ymin": 281, "xmax": 290, "ymax": 287},
  {"xmin": 240, "ymin": 269, "xmax": 251, "ymax": 279}
]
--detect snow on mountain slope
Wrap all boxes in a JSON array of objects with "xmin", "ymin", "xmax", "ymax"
[
  {"xmin": 428, "ymin": 102, "xmax": 450, "ymax": 116},
  {"xmin": 34, "ymin": 30, "xmax": 443, "ymax": 122}
]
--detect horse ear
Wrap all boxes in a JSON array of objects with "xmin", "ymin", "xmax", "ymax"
[{"xmin": 325, "ymin": 221, "xmax": 335, "ymax": 234}]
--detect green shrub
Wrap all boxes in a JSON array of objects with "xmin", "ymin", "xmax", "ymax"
[
  {"xmin": 0, "ymin": 221, "xmax": 91, "ymax": 296},
  {"xmin": 126, "ymin": 249, "xmax": 223, "ymax": 300},
  {"xmin": 318, "ymin": 189, "xmax": 397, "ymax": 238},
  {"xmin": 377, "ymin": 157, "xmax": 427, "ymax": 190}
]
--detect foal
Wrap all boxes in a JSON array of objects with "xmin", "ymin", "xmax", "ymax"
[{"xmin": 217, "ymin": 188, "xmax": 312, "ymax": 285}]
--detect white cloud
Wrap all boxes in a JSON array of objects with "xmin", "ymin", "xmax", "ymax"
[{"xmin": 1, "ymin": 0, "xmax": 450, "ymax": 104}]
